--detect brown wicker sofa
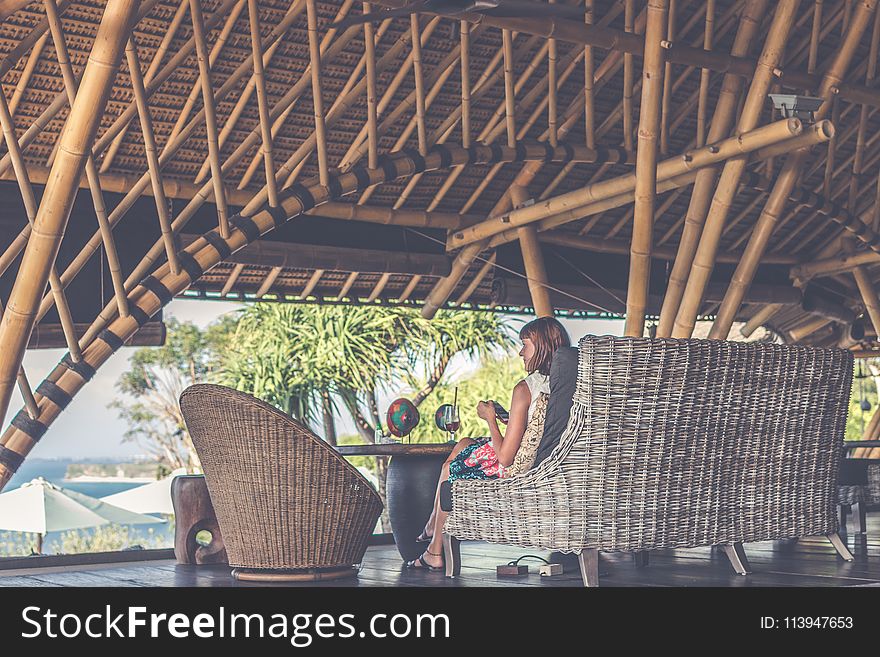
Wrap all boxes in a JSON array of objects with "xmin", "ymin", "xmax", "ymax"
[
  {"xmin": 442, "ymin": 336, "xmax": 855, "ymax": 586},
  {"xmin": 180, "ymin": 384, "xmax": 383, "ymax": 581}
]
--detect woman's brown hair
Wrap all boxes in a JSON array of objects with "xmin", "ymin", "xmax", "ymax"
[{"xmin": 519, "ymin": 317, "xmax": 571, "ymax": 375}]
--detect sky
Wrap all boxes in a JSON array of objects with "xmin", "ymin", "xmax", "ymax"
[{"xmin": 3, "ymin": 299, "xmax": 623, "ymax": 460}]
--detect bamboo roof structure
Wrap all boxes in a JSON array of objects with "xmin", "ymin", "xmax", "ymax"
[{"xmin": 3, "ymin": 0, "xmax": 880, "ymax": 486}]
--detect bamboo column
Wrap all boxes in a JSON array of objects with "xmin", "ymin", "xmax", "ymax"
[
  {"xmin": 671, "ymin": 0, "xmax": 801, "ymax": 339},
  {"xmin": 364, "ymin": 3, "xmax": 379, "ymax": 169},
  {"xmin": 659, "ymin": 0, "xmax": 675, "ymax": 155},
  {"xmin": 622, "ymin": 0, "xmax": 635, "ymax": 152},
  {"xmin": 513, "ymin": 186, "xmax": 553, "ymax": 317},
  {"xmin": 460, "ymin": 20, "xmax": 472, "ymax": 149},
  {"xmin": 0, "ymin": 0, "xmax": 138, "ymax": 441},
  {"xmin": 655, "ymin": 0, "xmax": 769, "ymax": 337},
  {"xmin": 696, "ymin": 0, "xmax": 714, "ymax": 146},
  {"xmin": 709, "ymin": 0, "xmax": 877, "ymax": 339},
  {"xmin": 410, "ymin": 13, "xmax": 428, "ymax": 155},
  {"xmin": 626, "ymin": 0, "xmax": 668, "ymax": 337},
  {"xmin": 548, "ymin": 0, "xmax": 559, "ymax": 147},
  {"xmin": 502, "ymin": 28, "xmax": 517, "ymax": 148},
  {"xmin": 584, "ymin": 0, "xmax": 595, "ymax": 149},
  {"xmin": 306, "ymin": 0, "xmax": 330, "ymax": 186}
]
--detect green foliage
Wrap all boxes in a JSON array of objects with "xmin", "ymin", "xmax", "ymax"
[
  {"xmin": 0, "ymin": 531, "xmax": 36, "ymax": 557},
  {"xmin": 846, "ymin": 362, "xmax": 879, "ymax": 441},
  {"xmin": 57, "ymin": 525, "xmax": 167, "ymax": 554}
]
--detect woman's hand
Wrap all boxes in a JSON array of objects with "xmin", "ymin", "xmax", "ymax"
[{"xmin": 476, "ymin": 400, "xmax": 496, "ymax": 422}]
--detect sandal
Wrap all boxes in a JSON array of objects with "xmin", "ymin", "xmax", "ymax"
[
  {"xmin": 416, "ymin": 529, "xmax": 433, "ymax": 543},
  {"xmin": 405, "ymin": 549, "xmax": 444, "ymax": 571}
]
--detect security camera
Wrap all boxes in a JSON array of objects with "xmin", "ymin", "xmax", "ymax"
[{"xmin": 768, "ymin": 94, "xmax": 825, "ymax": 123}]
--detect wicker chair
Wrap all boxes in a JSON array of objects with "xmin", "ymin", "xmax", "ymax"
[
  {"xmin": 838, "ymin": 460, "xmax": 880, "ymax": 534},
  {"xmin": 442, "ymin": 336, "xmax": 855, "ymax": 586},
  {"xmin": 180, "ymin": 384, "xmax": 383, "ymax": 581}
]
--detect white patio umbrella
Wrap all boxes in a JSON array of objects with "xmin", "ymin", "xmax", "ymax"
[
  {"xmin": 100, "ymin": 468, "xmax": 186, "ymax": 515},
  {"xmin": 0, "ymin": 477, "xmax": 163, "ymax": 553}
]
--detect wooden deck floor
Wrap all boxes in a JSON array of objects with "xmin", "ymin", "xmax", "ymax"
[{"xmin": 2, "ymin": 517, "xmax": 879, "ymax": 587}]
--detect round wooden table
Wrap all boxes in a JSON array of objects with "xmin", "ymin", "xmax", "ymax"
[{"xmin": 336, "ymin": 442, "xmax": 455, "ymax": 562}]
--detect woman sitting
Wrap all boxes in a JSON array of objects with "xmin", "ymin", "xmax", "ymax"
[{"xmin": 406, "ymin": 316, "xmax": 572, "ymax": 570}]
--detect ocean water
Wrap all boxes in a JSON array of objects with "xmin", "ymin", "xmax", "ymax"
[{"xmin": 2, "ymin": 459, "xmax": 174, "ymax": 555}]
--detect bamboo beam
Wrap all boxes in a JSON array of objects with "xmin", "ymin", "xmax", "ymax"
[
  {"xmin": 167, "ymin": 2, "xmax": 246, "ymax": 147},
  {"xmin": 788, "ymin": 316, "xmax": 834, "ymax": 342},
  {"xmin": 454, "ymin": 255, "xmax": 495, "ymax": 305},
  {"xmin": 306, "ymin": 0, "xmax": 330, "ymax": 186},
  {"xmin": 671, "ymin": 0, "xmax": 801, "ymax": 339},
  {"xmin": 220, "ymin": 263, "xmax": 245, "ymax": 297},
  {"xmin": 626, "ymin": 0, "xmax": 668, "ymax": 337},
  {"xmin": 410, "ymin": 13, "xmax": 429, "ymax": 155},
  {"xmin": 255, "ymin": 266, "xmax": 284, "ymax": 298},
  {"xmin": 622, "ymin": 0, "xmax": 635, "ymax": 152},
  {"xmin": 364, "ymin": 3, "xmax": 379, "ymax": 169},
  {"xmin": 422, "ymin": 243, "xmax": 483, "ymax": 319},
  {"xmin": 460, "ymin": 20, "xmax": 472, "ymax": 149},
  {"xmin": 853, "ymin": 267, "xmax": 880, "ymax": 336},
  {"xmin": 655, "ymin": 0, "xmax": 770, "ymax": 336},
  {"xmin": 484, "ymin": 123, "xmax": 832, "ymax": 249},
  {"xmin": 696, "ymin": 0, "xmax": 714, "ymax": 147},
  {"xmin": 451, "ymin": 118, "xmax": 803, "ymax": 249},
  {"xmin": 301, "ymin": 269, "xmax": 325, "ymax": 298},
  {"xmin": 547, "ymin": 0, "xmax": 559, "ymax": 148},
  {"xmin": 398, "ymin": 275, "xmax": 421, "ymax": 302},
  {"xmin": 247, "ymin": 0, "xmax": 280, "ymax": 209},
  {"xmin": 367, "ymin": 273, "xmax": 392, "ymax": 302},
  {"xmin": 339, "ymin": 271, "xmax": 359, "ymax": 299},
  {"xmin": 709, "ymin": 0, "xmax": 878, "ymax": 339},
  {"xmin": 188, "ymin": 0, "xmax": 231, "ymax": 239},
  {"xmin": 0, "ymin": 0, "xmax": 138, "ymax": 445},
  {"xmin": 99, "ymin": 0, "xmax": 189, "ymax": 173},
  {"xmin": 42, "ymin": 0, "xmax": 131, "ymax": 318},
  {"xmin": 124, "ymin": 38, "xmax": 181, "ymax": 277},
  {"xmin": 583, "ymin": 0, "xmax": 595, "ymax": 149}
]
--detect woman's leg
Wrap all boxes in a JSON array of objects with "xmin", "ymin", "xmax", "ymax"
[{"xmin": 421, "ymin": 438, "xmax": 475, "ymax": 538}]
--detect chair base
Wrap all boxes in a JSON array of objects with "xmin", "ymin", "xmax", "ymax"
[{"xmin": 232, "ymin": 566, "xmax": 358, "ymax": 582}]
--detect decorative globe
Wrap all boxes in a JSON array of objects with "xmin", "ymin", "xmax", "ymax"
[
  {"xmin": 386, "ymin": 398, "xmax": 420, "ymax": 437},
  {"xmin": 435, "ymin": 403, "xmax": 453, "ymax": 431}
]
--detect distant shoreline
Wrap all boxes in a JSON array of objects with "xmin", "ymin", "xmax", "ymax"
[{"xmin": 63, "ymin": 475, "xmax": 153, "ymax": 484}]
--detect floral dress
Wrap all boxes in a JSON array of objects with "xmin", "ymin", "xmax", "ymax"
[{"xmin": 447, "ymin": 371, "xmax": 550, "ymax": 481}]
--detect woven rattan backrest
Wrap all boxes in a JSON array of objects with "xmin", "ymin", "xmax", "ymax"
[
  {"xmin": 550, "ymin": 336, "xmax": 853, "ymax": 551},
  {"xmin": 180, "ymin": 384, "xmax": 381, "ymax": 568}
]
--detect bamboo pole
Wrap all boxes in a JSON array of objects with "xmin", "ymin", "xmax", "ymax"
[
  {"xmin": 4, "ymin": 32, "xmax": 48, "ymax": 125},
  {"xmin": 255, "ymin": 267, "xmax": 283, "ymax": 299},
  {"xmin": 124, "ymin": 38, "xmax": 181, "ymax": 277},
  {"xmin": 410, "ymin": 13, "xmax": 429, "ymax": 155},
  {"xmin": 364, "ymin": 3, "xmax": 379, "ymax": 169},
  {"xmin": 853, "ymin": 267, "xmax": 880, "ymax": 336},
  {"xmin": 247, "ymin": 0, "xmax": 280, "ymax": 209},
  {"xmin": 339, "ymin": 272, "xmax": 359, "ymax": 299},
  {"xmin": 483, "ymin": 123, "xmax": 832, "ymax": 249},
  {"xmin": 708, "ymin": 0, "xmax": 878, "ymax": 339},
  {"xmin": 188, "ymin": 0, "xmax": 231, "ymax": 238},
  {"xmin": 99, "ymin": 0, "xmax": 189, "ymax": 173},
  {"xmin": 167, "ymin": 2, "xmax": 246, "ymax": 148},
  {"xmin": 306, "ymin": 0, "xmax": 330, "ymax": 186},
  {"xmin": 659, "ymin": 0, "xmax": 676, "ymax": 156},
  {"xmin": 454, "ymin": 255, "xmax": 495, "ymax": 305},
  {"xmin": 671, "ymin": 0, "xmax": 801, "ymax": 339},
  {"xmin": 199, "ymin": 0, "xmax": 313, "ymax": 185},
  {"xmin": 622, "ymin": 0, "xmax": 635, "ymax": 152},
  {"xmin": 0, "ymin": 89, "xmax": 83, "ymax": 361},
  {"xmin": 398, "ymin": 275, "xmax": 421, "ymax": 302},
  {"xmin": 655, "ymin": 0, "xmax": 769, "ymax": 336},
  {"xmin": 367, "ymin": 273, "xmax": 392, "ymax": 303},
  {"xmin": 696, "ymin": 0, "xmax": 714, "ymax": 147},
  {"xmin": 584, "ymin": 0, "xmax": 595, "ymax": 149},
  {"xmin": 502, "ymin": 28, "xmax": 517, "ymax": 148},
  {"xmin": 220, "ymin": 263, "xmax": 245, "ymax": 297},
  {"xmin": 0, "ymin": 0, "xmax": 138, "ymax": 438},
  {"xmin": 450, "ymin": 118, "xmax": 803, "ymax": 249},
  {"xmin": 460, "ymin": 20, "xmax": 471, "ymax": 149},
  {"xmin": 301, "ymin": 269, "xmax": 325, "ymax": 298},
  {"xmin": 519, "ymin": 226, "xmax": 553, "ymax": 317},
  {"xmin": 548, "ymin": 0, "xmax": 559, "ymax": 148},
  {"xmin": 788, "ymin": 316, "xmax": 834, "ymax": 342},
  {"xmin": 422, "ymin": 243, "xmax": 483, "ymax": 319},
  {"xmin": 626, "ymin": 0, "xmax": 668, "ymax": 337}
]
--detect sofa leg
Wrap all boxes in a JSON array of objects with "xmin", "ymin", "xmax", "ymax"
[
  {"xmin": 442, "ymin": 534, "xmax": 461, "ymax": 578},
  {"xmin": 827, "ymin": 532, "xmax": 855, "ymax": 561},
  {"xmin": 632, "ymin": 550, "xmax": 649, "ymax": 567},
  {"xmin": 852, "ymin": 502, "xmax": 867, "ymax": 535},
  {"xmin": 722, "ymin": 543, "xmax": 752, "ymax": 575},
  {"xmin": 577, "ymin": 549, "xmax": 599, "ymax": 587}
]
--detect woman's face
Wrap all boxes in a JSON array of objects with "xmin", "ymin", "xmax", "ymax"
[{"xmin": 519, "ymin": 336, "xmax": 536, "ymax": 370}]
